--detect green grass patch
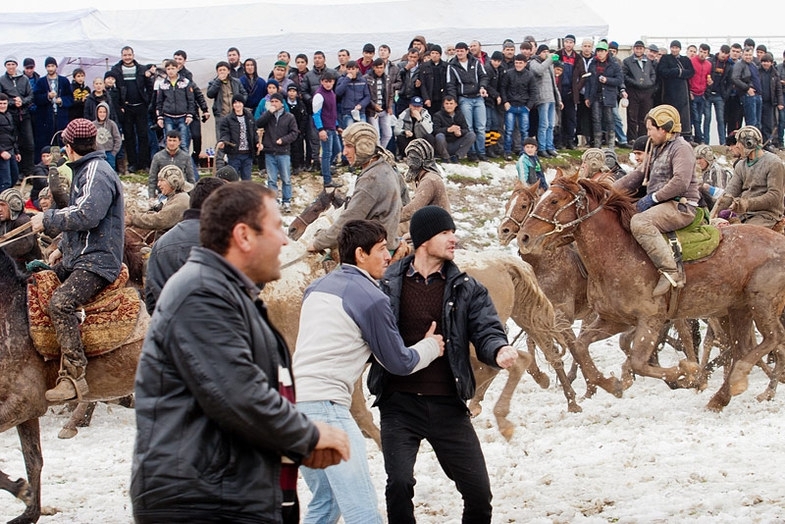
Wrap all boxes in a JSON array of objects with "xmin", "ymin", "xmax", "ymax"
[{"xmin": 447, "ymin": 173, "xmax": 491, "ymax": 185}]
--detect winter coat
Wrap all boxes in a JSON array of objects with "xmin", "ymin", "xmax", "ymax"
[
  {"xmin": 42, "ymin": 150, "xmax": 124, "ymax": 283},
  {"xmin": 707, "ymin": 54, "xmax": 734, "ymax": 100},
  {"xmin": 432, "ymin": 109, "xmax": 470, "ymax": 143},
  {"xmin": 445, "ymin": 55, "xmax": 488, "ymax": 99},
  {"xmin": 218, "ymin": 108, "xmax": 258, "ymax": 155},
  {"xmin": 396, "ymin": 63, "xmax": 422, "ymax": 101},
  {"xmin": 110, "ymin": 60, "xmax": 154, "ymax": 106},
  {"xmin": 131, "ymin": 246, "xmax": 319, "ymax": 522},
  {"xmin": 400, "ymin": 169, "xmax": 450, "ymax": 222},
  {"xmin": 239, "ymin": 75, "xmax": 268, "ymax": 112},
  {"xmin": 622, "ymin": 55, "xmax": 657, "ymax": 92},
  {"xmin": 572, "ymin": 53, "xmax": 595, "ymax": 104},
  {"xmin": 656, "ymin": 54, "xmax": 694, "ymax": 124},
  {"xmin": 33, "ymin": 74, "xmax": 73, "ymax": 133},
  {"xmin": 420, "ymin": 60, "xmax": 448, "ymax": 107},
  {"xmin": 689, "ymin": 56, "xmax": 712, "ymax": 97},
  {"xmin": 129, "ymin": 190, "xmax": 189, "ymax": 234},
  {"xmin": 84, "ymin": 91, "xmax": 120, "ymax": 126},
  {"xmin": 0, "ymin": 109, "xmax": 18, "ymax": 154},
  {"xmin": 586, "ymin": 58, "xmax": 623, "ymax": 107},
  {"xmin": 529, "ymin": 56, "xmax": 562, "ymax": 106},
  {"xmin": 501, "ymin": 67, "xmax": 534, "ymax": 107},
  {"xmin": 155, "ymin": 75, "xmax": 195, "ymax": 118},
  {"xmin": 0, "ymin": 72, "xmax": 34, "ymax": 115},
  {"xmin": 335, "ymin": 74, "xmax": 371, "ymax": 115},
  {"xmin": 149, "ymin": 148, "xmax": 195, "ymax": 198},
  {"xmin": 484, "ymin": 63, "xmax": 504, "ymax": 108},
  {"xmin": 206, "ymin": 76, "xmax": 247, "ymax": 118},
  {"xmin": 312, "ymin": 156, "xmax": 402, "ymax": 251},
  {"xmin": 368, "ymin": 255, "xmax": 508, "ymax": 402},
  {"xmin": 365, "ymin": 71, "xmax": 393, "ymax": 115},
  {"xmin": 394, "ymin": 108, "xmax": 433, "ymax": 138},
  {"xmin": 256, "ymin": 109, "xmax": 299, "ymax": 155},
  {"xmin": 723, "ymin": 151, "xmax": 785, "ymax": 225},
  {"xmin": 300, "ymin": 65, "xmax": 327, "ymax": 106}
]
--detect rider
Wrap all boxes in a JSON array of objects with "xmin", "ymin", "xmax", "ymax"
[
  {"xmin": 713, "ymin": 125, "xmax": 785, "ymax": 227},
  {"xmin": 126, "ymin": 165, "xmax": 193, "ymax": 240},
  {"xmin": 0, "ymin": 188, "xmax": 42, "ymax": 269},
  {"xmin": 614, "ymin": 104, "xmax": 700, "ymax": 297},
  {"xmin": 400, "ymin": 138, "xmax": 451, "ymax": 223},
  {"xmin": 30, "ymin": 119, "xmax": 124, "ymax": 402},
  {"xmin": 694, "ymin": 144, "xmax": 732, "ymax": 208}
]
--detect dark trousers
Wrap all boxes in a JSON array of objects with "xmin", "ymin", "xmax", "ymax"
[
  {"xmin": 379, "ymin": 392, "xmax": 492, "ymax": 524},
  {"xmin": 762, "ymin": 102, "xmax": 777, "ymax": 143},
  {"xmin": 560, "ymin": 99, "xmax": 577, "ymax": 146},
  {"xmin": 13, "ymin": 112, "xmax": 35, "ymax": 176},
  {"xmin": 123, "ymin": 104, "xmax": 150, "ymax": 170},
  {"xmin": 50, "ymin": 266, "xmax": 110, "ymax": 367},
  {"xmin": 626, "ymin": 88, "xmax": 654, "ymax": 141},
  {"xmin": 725, "ymin": 94, "xmax": 743, "ymax": 138}
]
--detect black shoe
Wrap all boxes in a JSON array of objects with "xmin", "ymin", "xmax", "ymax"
[
  {"xmin": 478, "ymin": 154, "xmax": 488, "ymax": 161},
  {"xmin": 449, "ymin": 155, "xmax": 458, "ymax": 164},
  {"xmin": 537, "ymin": 151, "xmax": 548, "ymax": 158},
  {"xmin": 324, "ymin": 180, "xmax": 343, "ymax": 188},
  {"xmin": 617, "ymin": 142, "xmax": 632, "ymax": 149},
  {"xmin": 547, "ymin": 149, "xmax": 559, "ymax": 157},
  {"xmin": 504, "ymin": 153, "xmax": 513, "ymax": 161},
  {"xmin": 565, "ymin": 142, "xmax": 577, "ymax": 150}
]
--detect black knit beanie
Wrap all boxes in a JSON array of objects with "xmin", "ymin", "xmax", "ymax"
[{"xmin": 410, "ymin": 206, "xmax": 455, "ymax": 249}]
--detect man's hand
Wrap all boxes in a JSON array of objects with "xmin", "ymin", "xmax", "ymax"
[
  {"xmin": 48, "ymin": 248, "xmax": 62, "ymax": 266},
  {"xmin": 301, "ymin": 421, "xmax": 350, "ymax": 469},
  {"xmin": 30, "ymin": 213, "xmax": 44, "ymax": 232},
  {"xmin": 306, "ymin": 242, "xmax": 320, "ymax": 253},
  {"xmin": 495, "ymin": 345, "xmax": 518, "ymax": 369},
  {"xmin": 636, "ymin": 194, "xmax": 656, "ymax": 213},
  {"xmin": 0, "ymin": 151, "xmax": 10, "ymax": 160},
  {"xmin": 319, "ymin": 130, "xmax": 327, "ymax": 141},
  {"xmin": 504, "ymin": 102, "xmax": 511, "ymax": 111},
  {"xmin": 423, "ymin": 321, "xmax": 445, "ymax": 356},
  {"xmin": 730, "ymin": 197, "xmax": 748, "ymax": 214}
]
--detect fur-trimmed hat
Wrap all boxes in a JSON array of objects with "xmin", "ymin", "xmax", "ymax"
[
  {"xmin": 410, "ymin": 205, "xmax": 455, "ymax": 250},
  {"xmin": 342, "ymin": 122, "xmax": 379, "ymax": 167}
]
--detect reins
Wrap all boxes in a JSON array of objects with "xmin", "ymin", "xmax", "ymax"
[
  {"xmin": 528, "ymin": 184, "xmax": 605, "ymax": 237},
  {"xmin": 0, "ymin": 221, "xmax": 36, "ymax": 248}
]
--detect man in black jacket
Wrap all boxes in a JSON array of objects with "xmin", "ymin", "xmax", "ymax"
[
  {"xmin": 217, "ymin": 95, "xmax": 258, "ymax": 181},
  {"xmin": 432, "ymin": 95, "xmax": 476, "ymax": 162},
  {"xmin": 368, "ymin": 205, "xmax": 518, "ymax": 524},
  {"xmin": 132, "ymin": 182, "xmax": 349, "ymax": 524},
  {"xmin": 256, "ymin": 93, "xmax": 299, "ymax": 213},
  {"xmin": 111, "ymin": 46, "xmax": 155, "ymax": 171},
  {"xmin": 0, "ymin": 57, "xmax": 35, "ymax": 177}
]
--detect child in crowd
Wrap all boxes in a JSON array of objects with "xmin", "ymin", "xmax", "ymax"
[
  {"xmin": 286, "ymin": 84, "xmax": 309, "ymax": 174},
  {"xmin": 93, "ymin": 102, "xmax": 122, "ymax": 170},
  {"xmin": 69, "ymin": 68, "xmax": 90, "ymax": 122},
  {"xmin": 516, "ymin": 137, "xmax": 547, "ymax": 190},
  {"xmin": 254, "ymin": 79, "xmax": 288, "ymax": 118}
]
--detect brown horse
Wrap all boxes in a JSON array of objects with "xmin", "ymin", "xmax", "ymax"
[
  {"xmin": 518, "ymin": 175, "xmax": 785, "ymax": 411},
  {"xmin": 287, "ymin": 187, "xmax": 347, "ymax": 241},
  {"xmin": 0, "ymin": 248, "xmax": 148, "ymax": 523}
]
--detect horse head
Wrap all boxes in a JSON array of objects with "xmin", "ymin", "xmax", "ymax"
[
  {"xmin": 498, "ymin": 181, "xmax": 542, "ymax": 246},
  {"xmin": 288, "ymin": 187, "xmax": 347, "ymax": 241},
  {"xmin": 518, "ymin": 176, "xmax": 607, "ymax": 255}
]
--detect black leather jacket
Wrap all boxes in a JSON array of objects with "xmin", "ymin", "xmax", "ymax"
[
  {"xmin": 132, "ymin": 247, "xmax": 319, "ymax": 522},
  {"xmin": 368, "ymin": 254, "xmax": 508, "ymax": 402}
]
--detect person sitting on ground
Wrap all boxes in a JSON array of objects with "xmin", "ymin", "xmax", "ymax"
[
  {"xmin": 394, "ymin": 96, "xmax": 435, "ymax": 155},
  {"xmin": 401, "ymin": 138, "xmax": 450, "ymax": 224},
  {"xmin": 614, "ymin": 104, "xmax": 700, "ymax": 296},
  {"xmin": 631, "ymin": 135, "xmax": 649, "ymax": 167},
  {"xmin": 694, "ymin": 144, "xmax": 732, "ymax": 208},
  {"xmin": 516, "ymin": 137, "xmax": 547, "ymax": 190},
  {"xmin": 713, "ymin": 125, "xmax": 785, "ymax": 227},
  {"xmin": 432, "ymin": 95, "xmax": 476, "ymax": 162},
  {"xmin": 126, "ymin": 165, "xmax": 193, "ymax": 240},
  {"xmin": 0, "ymin": 188, "xmax": 42, "ymax": 269}
]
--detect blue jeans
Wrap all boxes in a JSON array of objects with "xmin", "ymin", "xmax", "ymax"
[
  {"xmin": 298, "ymin": 401, "xmax": 383, "ymax": 524},
  {"xmin": 459, "ymin": 96, "xmax": 486, "ymax": 155},
  {"xmin": 704, "ymin": 93, "xmax": 726, "ymax": 145},
  {"xmin": 228, "ymin": 153, "xmax": 253, "ymax": 181},
  {"xmin": 504, "ymin": 105, "xmax": 529, "ymax": 153},
  {"xmin": 320, "ymin": 129, "xmax": 341, "ymax": 185},
  {"xmin": 104, "ymin": 152, "xmax": 116, "ymax": 170},
  {"xmin": 537, "ymin": 102, "xmax": 556, "ymax": 151},
  {"xmin": 0, "ymin": 156, "xmax": 11, "ymax": 192},
  {"xmin": 613, "ymin": 105, "xmax": 627, "ymax": 144},
  {"xmin": 341, "ymin": 113, "xmax": 366, "ymax": 130},
  {"xmin": 690, "ymin": 95, "xmax": 706, "ymax": 143},
  {"xmin": 778, "ymin": 106, "xmax": 785, "ymax": 146},
  {"xmin": 163, "ymin": 116, "xmax": 191, "ymax": 153},
  {"xmin": 741, "ymin": 93, "xmax": 762, "ymax": 129},
  {"xmin": 265, "ymin": 153, "xmax": 292, "ymax": 203}
]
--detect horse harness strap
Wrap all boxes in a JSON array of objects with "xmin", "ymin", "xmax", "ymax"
[{"xmin": 528, "ymin": 186, "xmax": 605, "ymax": 237}]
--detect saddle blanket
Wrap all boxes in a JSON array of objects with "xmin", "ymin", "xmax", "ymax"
[
  {"xmin": 27, "ymin": 265, "xmax": 141, "ymax": 360},
  {"xmin": 664, "ymin": 207, "xmax": 721, "ymax": 262}
]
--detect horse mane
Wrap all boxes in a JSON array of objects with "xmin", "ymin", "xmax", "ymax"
[{"xmin": 551, "ymin": 176, "xmax": 636, "ymax": 233}]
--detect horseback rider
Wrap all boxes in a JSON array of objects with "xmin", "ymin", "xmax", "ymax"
[
  {"xmin": 713, "ymin": 125, "xmax": 785, "ymax": 228},
  {"xmin": 0, "ymin": 188, "xmax": 42, "ymax": 269},
  {"xmin": 694, "ymin": 144, "xmax": 732, "ymax": 209},
  {"xmin": 614, "ymin": 104, "xmax": 700, "ymax": 297},
  {"xmin": 401, "ymin": 138, "xmax": 451, "ymax": 223},
  {"xmin": 30, "ymin": 118, "xmax": 124, "ymax": 402}
]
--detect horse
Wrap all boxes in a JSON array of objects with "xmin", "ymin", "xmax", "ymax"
[
  {"xmin": 263, "ymin": 215, "xmax": 570, "ymax": 443},
  {"xmin": 288, "ymin": 187, "xmax": 347, "ymax": 241},
  {"xmin": 517, "ymin": 175, "xmax": 785, "ymax": 411},
  {"xmin": 0, "ymin": 248, "xmax": 149, "ymax": 523}
]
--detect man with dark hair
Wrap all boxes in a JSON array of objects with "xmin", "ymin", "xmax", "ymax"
[
  {"xmin": 256, "ymin": 92, "xmax": 299, "ymax": 212},
  {"xmin": 445, "ymin": 42, "xmax": 489, "ymax": 160},
  {"xmin": 420, "ymin": 44, "xmax": 448, "ymax": 112},
  {"xmin": 689, "ymin": 44, "xmax": 712, "ymax": 144},
  {"xmin": 731, "ymin": 47, "xmax": 763, "ymax": 131},
  {"xmin": 366, "ymin": 58, "xmax": 394, "ymax": 148},
  {"xmin": 725, "ymin": 43, "xmax": 745, "ymax": 138},
  {"xmin": 111, "ymin": 46, "xmax": 155, "ymax": 171},
  {"xmin": 217, "ymin": 94, "xmax": 258, "ymax": 181},
  {"xmin": 586, "ymin": 41, "xmax": 623, "ymax": 150},
  {"xmin": 294, "ymin": 218, "xmax": 443, "ymax": 524},
  {"xmin": 705, "ymin": 44, "xmax": 732, "ymax": 145},
  {"xmin": 33, "ymin": 57, "xmax": 74, "ymax": 163},
  {"xmin": 207, "ymin": 61, "xmax": 247, "ymax": 120},
  {"xmin": 0, "ymin": 56, "xmax": 35, "ymax": 177},
  {"xmin": 432, "ymin": 95, "xmax": 476, "ymax": 162},
  {"xmin": 155, "ymin": 59, "xmax": 195, "ymax": 152},
  {"xmin": 368, "ymin": 205, "xmax": 518, "ymax": 524},
  {"xmin": 144, "ymin": 176, "xmax": 226, "ymax": 314},
  {"xmin": 132, "ymin": 181, "xmax": 350, "ymax": 523},
  {"xmin": 227, "ymin": 46, "xmax": 242, "ymax": 78},
  {"xmin": 656, "ymin": 40, "xmax": 695, "ymax": 143},
  {"xmin": 149, "ymin": 130, "xmax": 195, "ymax": 198},
  {"xmin": 358, "ymin": 43, "xmax": 375, "ymax": 76},
  {"xmin": 623, "ymin": 40, "xmax": 657, "ymax": 142},
  {"xmin": 758, "ymin": 53, "xmax": 783, "ymax": 147},
  {"xmin": 301, "ymin": 51, "xmax": 328, "ymax": 170},
  {"xmin": 30, "ymin": 118, "xmax": 125, "ymax": 402},
  {"xmin": 0, "ymin": 93, "xmax": 19, "ymax": 192}
]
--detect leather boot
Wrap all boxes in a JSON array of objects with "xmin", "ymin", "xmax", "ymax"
[
  {"xmin": 635, "ymin": 231, "xmax": 685, "ymax": 297},
  {"xmin": 46, "ymin": 357, "xmax": 89, "ymax": 403},
  {"xmin": 594, "ymin": 133, "xmax": 604, "ymax": 148}
]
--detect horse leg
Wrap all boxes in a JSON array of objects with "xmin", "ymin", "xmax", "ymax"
[
  {"xmin": 572, "ymin": 317, "xmax": 627, "ymax": 398},
  {"xmin": 469, "ymin": 352, "xmax": 498, "ymax": 418},
  {"xmin": 625, "ymin": 320, "xmax": 702, "ymax": 390},
  {"xmin": 524, "ymin": 337, "xmax": 550, "ymax": 389},
  {"xmin": 729, "ymin": 311, "xmax": 785, "ymax": 397},
  {"xmin": 673, "ymin": 319, "xmax": 699, "ymax": 363},
  {"xmin": 58, "ymin": 402, "xmax": 92, "ymax": 439},
  {"xmin": 532, "ymin": 334, "xmax": 582, "ymax": 412},
  {"xmin": 3, "ymin": 418, "xmax": 42, "ymax": 524},
  {"xmin": 492, "ymin": 353, "xmax": 530, "ymax": 440},
  {"xmin": 350, "ymin": 377, "xmax": 381, "ymax": 451},
  {"xmin": 708, "ymin": 312, "xmax": 753, "ymax": 411}
]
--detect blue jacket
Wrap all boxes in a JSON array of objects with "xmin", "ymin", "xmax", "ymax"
[
  {"xmin": 42, "ymin": 150, "xmax": 124, "ymax": 282},
  {"xmin": 335, "ymin": 74, "xmax": 371, "ymax": 115},
  {"xmin": 586, "ymin": 58, "xmax": 623, "ymax": 107},
  {"xmin": 368, "ymin": 255, "xmax": 508, "ymax": 402}
]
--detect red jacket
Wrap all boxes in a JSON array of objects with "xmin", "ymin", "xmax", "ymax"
[{"xmin": 689, "ymin": 56, "xmax": 712, "ymax": 96}]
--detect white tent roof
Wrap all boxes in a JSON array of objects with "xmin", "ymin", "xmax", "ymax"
[{"xmin": 2, "ymin": 0, "xmax": 608, "ymax": 67}]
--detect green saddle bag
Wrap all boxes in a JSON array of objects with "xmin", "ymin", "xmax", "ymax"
[{"xmin": 664, "ymin": 207, "xmax": 720, "ymax": 262}]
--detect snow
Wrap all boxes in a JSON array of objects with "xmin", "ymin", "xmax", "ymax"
[{"xmin": 3, "ymin": 158, "xmax": 785, "ymax": 523}]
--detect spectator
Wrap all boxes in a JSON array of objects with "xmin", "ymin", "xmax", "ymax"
[
  {"xmin": 556, "ymin": 34, "xmax": 578, "ymax": 149},
  {"xmin": 529, "ymin": 44, "xmax": 563, "ymax": 157},
  {"xmin": 394, "ymin": 96, "xmax": 434, "ymax": 154},
  {"xmin": 269, "ymin": 60, "xmax": 295, "ymax": 93},
  {"xmin": 126, "ymin": 165, "xmax": 192, "ymax": 240},
  {"xmin": 335, "ymin": 60, "xmax": 370, "ymax": 128},
  {"xmin": 0, "ymin": 93, "xmax": 20, "ymax": 192},
  {"xmin": 148, "ymin": 130, "xmax": 195, "ymax": 198},
  {"xmin": 358, "ymin": 43, "xmax": 376, "ymax": 76},
  {"xmin": 366, "ymin": 58, "xmax": 394, "ymax": 148},
  {"xmin": 759, "ymin": 53, "xmax": 783, "ymax": 147},
  {"xmin": 92, "ymin": 102, "xmax": 121, "ymax": 170},
  {"xmin": 421, "ymin": 44, "xmax": 448, "ymax": 112},
  {"xmin": 33, "ymin": 57, "xmax": 73, "ymax": 162},
  {"xmin": 312, "ymin": 70, "xmax": 342, "ymax": 188},
  {"xmin": 396, "ymin": 47, "xmax": 422, "ymax": 115},
  {"xmin": 704, "ymin": 45, "xmax": 732, "ymax": 145},
  {"xmin": 573, "ymin": 39, "xmax": 596, "ymax": 147},
  {"xmin": 226, "ymin": 46, "xmax": 242, "ymax": 78},
  {"xmin": 285, "ymin": 84, "xmax": 309, "ymax": 174},
  {"xmin": 239, "ymin": 58, "xmax": 267, "ymax": 115},
  {"xmin": 83, "ymin": 76, "xmax": 119, "ymax": 127},
  {"xmin": 207, "ymin": 61, "xmax": 247, "ymax": 121},
  {"xmin": 731, "ymin": 47, "xmax": 763, "ymax": 130},
  {"xmin": 217, "ymin": 94, "xmax": 258, "ymax": 181},
  {"xmin": 173, "ymin": 50, "xmax": 210, "ymax": 173},
  {"xmin": 516, "ymin": 137, "xmax": 546, "ymax": 189},
  {"xmin": 501, "ymin": 54, "xmax": 533, "ymax": 160},
  {"xmin": 623, "ymin": 40, "xmax": 657, "ymax": 143},
  {"xmin": 256, "ymin": 92, "xmax": 299, "ymax": 214},
  {"xmin": 0, "ymin": 56, "xmax": 35, "ymax": 176},
  {"xmin": 725, "ymin": 43, "xmax": 744, "ymax": 138},
  {"xmin": 445, "ymin": 42, "xmax": 489, "ymax": 161},
  {"xmin": 656, "ymin": 40, "xmax": 695, "ymax": 142},
  {"xmin": 484, "ymin": 51, "xmax": 505, "ymax": 158},
  {"xmin": 470, "ymin": 40, "xmax": 488, "ymax": 65},
  {"xmin": 335, "ymin": 49, "xmax": 351, "ymax": 77},
  {"xmin": 586, "ymin": 41, "xmax": 623, "ymax": 150},
  {"xmin": 68, "ymin": 68, "xmax": 90, "ymax": 123},
  {"xmin": 689, "ymin": 44, "xmax": 712, "ymax": 144},
  {"xmin": 301, "ymin": 51, "xmax": 328, "ymax": 170},
  {"xmin": 111, "ymin": 47, "xmax": 155, "ymax": 172},
  {"xmin": 155, "ymin": 60, "xmax": 195, "ymax": 153},
  {"xmin": 432, "ymin": 95, "xmax": 476, "ymax": 162}
]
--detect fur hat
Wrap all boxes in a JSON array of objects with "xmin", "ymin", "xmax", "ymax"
[
  {"xmin": 736, "ymin": 125, "xmax": 762, "ymax": 154},
  {"xmin": 158, "ymin": 165, "xmax": 193, "ymax": 193},
  {"xmin": 404, "ymin": 138, "xmax": 437, "ymax": 181},
  {"xmin": 342, "ymin": 122, "xmax": 379, "ymax": 167},
  {"xmin": 646, "ymin": 104, "xmax": 681, "ymax": 134},
  {"xmin": 694, "ymin": 144, "xmax": 715, "ymax": 163},
  {"xmin": 580, "ymin": 148, "xmax": 607, "ymax": 176},
  {"xmin": 61, "ymin": 118, "xmax": 97, "ymax": 144},
  {"xmin": 410, "ymin": 206, "xmax": 455, "ymax": 250},
  {"xmin": 0, "ymin": 188, "xmax": 24, "ymax": 220}
]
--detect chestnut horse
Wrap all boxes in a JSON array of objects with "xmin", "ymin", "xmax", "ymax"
[
  {"xmin": 0, "ymin": 248, "xmax": 149, "ymax": 523},
  {"xmin": 518, "ymin": 176, "xmax": 785, "ymax": 411}
]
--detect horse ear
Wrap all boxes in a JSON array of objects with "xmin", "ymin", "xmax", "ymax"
[{"xmin": 566, "ymin": 168, "xmax": 580, "ymax": 182}]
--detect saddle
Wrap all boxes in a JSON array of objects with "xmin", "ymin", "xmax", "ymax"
[
  {"xmin": 664, "ymin": 208, "xmax": 721, "ymax": 263},
  {"xmin": 27, "ymin": 265, "xmax": 141, "ymax": 360}
]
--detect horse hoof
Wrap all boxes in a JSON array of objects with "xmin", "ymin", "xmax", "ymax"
[
  {"xmin": 58, "ymin": 427, "xmax": 78, "ymax": 439},
  {"xmin": 756, "ymin": 389, "xmax": 776, "ymax": 402},
  {"xmin": 567, "ymin": 402, "xmax": 583, "ymax": 413},
  {"xmin": 469, "ymin": 405, "xmax": 483, "ymax": 418},
  {"xmin": 612, "ymin": 379, "xmax": 625, "ymax": 398},
  {"xmin": 531, "ymin": 372, "xmax": 550, "ymax": 389},
  {"xmin": 500, "ymin": 424, "xmax": 515, "ymax": 442}
]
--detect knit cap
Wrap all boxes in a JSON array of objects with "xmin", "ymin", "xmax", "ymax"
[{"xmin": 410, "ymin": 205, "xmax": 455, "ymax": 249}]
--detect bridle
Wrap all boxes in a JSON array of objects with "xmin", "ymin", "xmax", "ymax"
[
  {"xmin": 528, "ymin": 184, "xmax": 605, "ymax": 237},
  {"xmin": 501, "ymin": 192, "xmax": 526, "ymax": 230}
]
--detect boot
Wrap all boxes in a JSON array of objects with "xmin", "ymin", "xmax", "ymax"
[
  {"xmin": 46, "ymin": 357, "xmax": 89, "ymax": 403},
  {"xmin": 635, "ymin": 231, "xmax": 685, "ymax": 297},
  {"xmin": 594, "ymin": 133, "xmax": 604, "ymax": 149}
]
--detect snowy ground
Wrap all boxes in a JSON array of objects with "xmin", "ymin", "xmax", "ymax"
[{"xmin": 3, "ymin": 154, "xmax": 785, "ymax": 523}]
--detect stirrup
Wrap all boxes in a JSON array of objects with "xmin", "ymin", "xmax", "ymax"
[
  {"xmin": 45, "ymin": 366, "xmax": 89, "ymax": 403},
  {"xmin": 659, "ymin": 270, "xmax": 682, "ymax": 288}
]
